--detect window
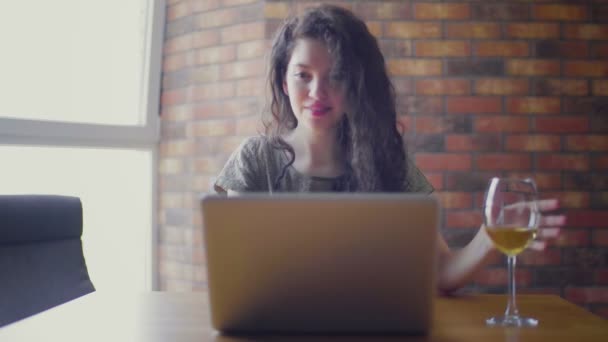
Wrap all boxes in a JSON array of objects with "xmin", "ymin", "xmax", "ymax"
[{"xmin": 0, "ymin": 0, "xmax": 165, "ymax": 291}]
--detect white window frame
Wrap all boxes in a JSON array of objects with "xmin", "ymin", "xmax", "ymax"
[{"xmin": 0, "ymin": 0, "xmax": 166, "ymax": 290}]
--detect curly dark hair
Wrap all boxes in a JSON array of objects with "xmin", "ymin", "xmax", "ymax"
[{"xmin": 265, "ymin": 5, "xmax": 407, "ymax": 192}]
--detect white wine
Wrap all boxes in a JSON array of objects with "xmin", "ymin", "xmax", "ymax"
[{"xmin": 485, "ymin": 225, "xmax": 537, "ymax": 256}]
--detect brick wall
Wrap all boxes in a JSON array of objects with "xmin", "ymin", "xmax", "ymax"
[{"xmin": 159, "ymin": 0, "xmax": 608, "ymax": 317}]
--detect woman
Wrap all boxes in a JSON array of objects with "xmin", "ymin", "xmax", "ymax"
[{"xmin": 214, "ymin": 5, "xmax": 563, "ymax": 292}]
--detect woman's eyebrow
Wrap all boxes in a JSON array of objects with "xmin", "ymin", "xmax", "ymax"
[{"xmin": 292, "ymin": 63, "xmax": 311, "ymax": 69}]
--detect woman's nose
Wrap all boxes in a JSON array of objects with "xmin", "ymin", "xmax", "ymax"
[{"xmin": 309, "ymin": 79, "xmax": 328, "ymax": 100}]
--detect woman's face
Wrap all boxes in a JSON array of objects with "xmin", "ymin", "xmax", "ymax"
[{"xmin": 283, "ymin": 38, "xmax": 346, "ymax": 134}]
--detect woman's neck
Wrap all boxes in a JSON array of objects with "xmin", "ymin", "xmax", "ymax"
[{"xmin": 284, "ymin": 127, "xmax": 344, "ymax": 178}]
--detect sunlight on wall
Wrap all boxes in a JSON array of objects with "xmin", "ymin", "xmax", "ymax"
[{"xmin": 0, "ymin": 145, "xmax": 152, "ymax": 291}]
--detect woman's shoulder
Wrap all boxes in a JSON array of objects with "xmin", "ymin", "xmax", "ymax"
[
  {"xmin": 234, "ymin": 135, "xmax": 278, "ymax": 162},
  {"xmin": 404, "ymin": 156, "xmax": 434, "ymax": 194}
]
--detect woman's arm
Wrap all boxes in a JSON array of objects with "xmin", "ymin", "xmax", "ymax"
[
  {"xmin": 435, "ymin": 199, "xmax": 564, "ymax": 293},
  {"xmin": 435, "ymin": 228, "xmax": 498, "ymax": 293}
]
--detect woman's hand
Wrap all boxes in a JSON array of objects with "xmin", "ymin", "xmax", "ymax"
[{"xmin": 528, "ymin": 199, "xmax": 565, "ymax": 250}]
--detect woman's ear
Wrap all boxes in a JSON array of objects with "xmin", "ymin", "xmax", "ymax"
[{"xmin": 282, "ymin": 81, "xmax": 289, "ymax": 96}]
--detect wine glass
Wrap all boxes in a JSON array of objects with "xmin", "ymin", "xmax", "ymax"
[{"xmin": 483, "ymin": 177, "xmax": 540, "ymax": 327}]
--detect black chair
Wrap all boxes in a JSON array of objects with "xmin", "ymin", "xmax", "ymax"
[{"xmin": 0, "ymin": 195, "xmax": 95, "ymax": 327}]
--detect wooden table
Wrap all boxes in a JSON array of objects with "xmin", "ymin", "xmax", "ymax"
[{"xmin": 0, "ymin": 292, "xmax": 606, "ymax": 341}]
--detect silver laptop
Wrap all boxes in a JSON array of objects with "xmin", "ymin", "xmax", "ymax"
[{"xmin": 201, "ymin": 193, "xmax": 439, "ymax": 335}]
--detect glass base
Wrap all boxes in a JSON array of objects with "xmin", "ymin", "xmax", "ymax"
[{"xmin": 486, "ymin": 315, "xmax": 538, "ymax": 327}]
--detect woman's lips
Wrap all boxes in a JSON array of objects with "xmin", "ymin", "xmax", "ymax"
[{"xmin": 308, "ymin": 105, "xmax": 331, "ymax": 117}]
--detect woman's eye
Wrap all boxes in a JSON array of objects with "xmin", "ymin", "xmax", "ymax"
[{"xmin": 294, "ymin": 72, "xmax": 310, "ymax": 80}]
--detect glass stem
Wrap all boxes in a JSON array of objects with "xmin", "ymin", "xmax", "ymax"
[{"xmin": 505, "ymin": 255, "xmax": 519, "ymax": 318}]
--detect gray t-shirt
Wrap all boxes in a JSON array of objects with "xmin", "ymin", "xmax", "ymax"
[{"xmin": 214, "ymin": 136, "xmax": 434, "ymax": 194}]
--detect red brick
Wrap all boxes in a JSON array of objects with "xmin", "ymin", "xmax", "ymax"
[
  {"xmin": 365, "ymin": 21, "xmax": 382, "ymax": 37},
  {"xmin": 161, "ymin": 104, "xmax": 194, "ymax": 122},
  {"xmin": 385, "ymin": 22, "xmax": 441, "ymax": 39},
  {"xmin": 506, "ymin": 23, "xmax": 560, "ymax": 39},
  {"xmin": 555, "ymin": 229, "xmax": 590, "ymax": 247},
  {"xmin": 220, "ymin": 59, "xmax": 265, "ymax": 80},
  {"xmin": 193, "ymin": 157, "xmax": 223, "ymax": 174},
  {"xmin": 355, "ymin": 2, "xmax": 411, "ymax": 20},
  {"xmin": 236, "ymin": 78, "xmax": 264, "ymax": 97},
  {"xmin": 416, "ymin": 79, "xmax": 470, "ymax": 95},
  {"xmin": 192, "ymin": 82, "xmax": 235, "ymax": 101},
  {"xmin": 596, "ymin": 269, "xmax": 608, "ymax": 285},
  {"xmin": 593, "ymin": 229, "xmax": 608, "ymax": 247},
  {"xmin": 475, "ymin": 79, "xmax": 529, "ymax": 95},
  {"xmin": 475, "ymin": 41, "xmax": 529, "ymax": 57},
  {"xmin": 446, "ymin": 210, "xmax": 483, "ymax": 229},
  {"xmin": 533, "ymin": 79, "xmax": 589, "ymax": 96},
  {"xmin": 534, "ymin": 41, "xmax": 589, "ymax": 59},
  {"xmin": 399, "ymin": 96, "xmax": 443, "ymax": 115},
  {"xmin": 564, "ymin": 61, "xmax": 608, "ymax": 77},
  {"xmin": 414, "ymin": 3, "xmax": 470, "ymax": 20},
  {"xmin": 160, "ymin": 140, "xmax": 195, "ymax": 157},
  {"xmin": 536, "ymin": 117, "xmax": 589, "ymax": 134},
  {"xmin": 504, "ymin": 172, "xmax": 562, "ymax": 191},
  {"xmin": 295, "ymin": 1, "xmax": 352, "ymax": 13},
  {"xmin": 194, "ymin": 99, "xmax": 257, "ymax": 119},
  {"xmin": 163, "ymin": 52, "xmax": 193, "ymax": 72},
  {"xmin": 221, "ymin": 22, "xmax": 265, "ymax": 43},
  {"xmin": 393, "ymin": 79, "xmax": 414, "ymax": 95},
  {"xmin": 518, "ymin": 248, "xmax": 561, "ymax": 266},
  {"xmin": 387, "ymin": 59, "xmax": 442, "ymax": 76},
  {"xmin": 379, "ymin": 40, "xmax": 412, "ymax": 57},
  {"xmin": 537, "ymin": 155, "xmax": 590, "ymax": 171},
  {"xmin": 474, "ymin": 268, "xmax": 532, "ymax": 287},
  {"xmin": 415, "ymin": 117, "xmax": 447, "ymax": 134},
  {"xmin": 564, "ymin": 24, "xmax": 608, "ymax": 40},
  {"xmin": 542, "ymin": 192, "xmax": 590, "ymax": 209},
  {"xmin": 195, "ymin": 8, "xmax": 239, "ymax": 29},
  {"xmin": 592, "ymin": 43, "xmax": 608, "ymax": 58},
  {"xmin": 415, "ymin": 41, "xmax": 471, "ymax": 57},
  {"xmin": 593, "ymin": 80, "xmax": 608, "ymax": 96},
  {"xmin": 506, "ymin": 60, "xmax": 561, "ymax": 76},
  {"xmin": 190, "ymin": 119, "xmax": 236, "ymax": 137},
  {"xmin": 533, "ymin": 5, "xmax": 588, "ymax": 21},
  {"xmin": 471, "ymin": 3, "xmax": 530, "ymax": 21},
  {"xmin": 164, "ymin": 34, "xmax": 193, "ymax": 55},
  {"xmin": 159, "ymin": 158, "xmax": 184, "ymax": 175},
  {"xmin": 594, "ymin": 155, "xmax": 608, "ymax": 170},
  {"xmin": 263, "ymin": 2, "xmax": 289, "ymax": 19},
  {"xmin": 415, "ymin": 153, "xmax": 472, "ymax": 171},
  {"xmin": 191, "ymin": 0, "xmax": 220, "ymax": 12},
  {"xmin": 568, "ymin": 211, "xmax": 608, "ymax": 228},
  {"xmin": 237, "ymin": 40, "xmax": 267, "ymax": 59},
  {"xmin": 161, "ymin": 88, "xmax": 188, "ymax": 106},
  {"xmin": 535, "ymin": 173, "xmax": 563, "ymax": 191},
  {"xmin": 566, "ymin": 287, "xmax": 608, "ymax": 305},
  {"xmin": 445, "ymin": 134, "xmax": 502, "ymax": 152},
  {"xmin": 506, "ymin": 135, "xmax": 561, "ymax": 152},
  {"xmin": 507, "ymin": 97, "xmax": 560, "ymax": 114},
  {"xmin": 167, "ymin": 2, "xmax": 191, "ymax": 20},
  {"xmin": 437, "ymin": 192, "xmax": 473, "ymax": 209},
  {"xmin": 475, "ymin": 116, "xmax": 529, "ymax": 133},
  {"xmin": 236, "ymin": 115, "xmax": 263, "ymax": 135},
  {"xmin": 566, "ymin": 135, "xmax": 608, "ymax": 151},
  {"xmin": 196, "ymin": 45, "xmax": 236, "ymax": 65},
  {"xmin": 192, "ymin": 31, "xmax": 222, "ymax": 49},
  {"xmin": 446, "ymin": 96, "xmax": 502, "ymax": 114},
  {"xmin": 476, "ymin": 154, "xmax": 532, "ymax": 171},
  {"xmin": 445, "ymin": 23, "xmax": 501, "ymax": 39}
]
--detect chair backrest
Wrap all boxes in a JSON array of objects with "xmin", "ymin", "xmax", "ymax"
[{"xmin": 0, "ymin": 195, "xmax": 95, "ymax": 327}]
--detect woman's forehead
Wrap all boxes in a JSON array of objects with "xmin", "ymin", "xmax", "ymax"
[{"xmin": 288, "ymin": 38, "xmax": 334, "ymax": 69}]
